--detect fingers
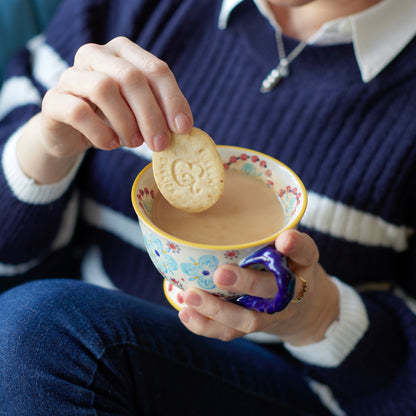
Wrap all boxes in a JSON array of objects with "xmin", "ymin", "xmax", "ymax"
[
  {"xmin": 212, "ymin": 231, "xmax": 319, "ymax": 302},
  {"xmin": 179, "ymin": 307, "xmax": 244, "ymax": 342},
  {"xmin": 275, "ymin": 229, "xmax": 319, "ymax": 268},
  {"xmin": 41, "ymin": 37, "xmax": 192, "ymax": 158},
  {"xmin": 42, "ymin": 88, "xmax": 120, "ymax": 156},
  {"xmin": 73, "ymin": 38, "xmax": 193, "ymax": 150},
  {"xmin": 214, "ymin": 264, "xmax": 277, "ymax": 299},
  {"xmin": 108, "ymin": 39, "xmax": 193, "ymax": 133},
  {"xmin": 75, "ymin": 44, "xmax": 169, "ymax": 150},
  {"xmin": 179, "ymin": 231, "xmax": 323, "ymax": 343},
  {"xmin": 179, "ymin": 289, "xmax": 260, "ymax": 341},
  {"xmin": 179, "ymin": 264, "xmax": 281, "ymax": 341},
  {"xmin": 57, "ymin": 67, "xmax": 142, "ymax": 148}
]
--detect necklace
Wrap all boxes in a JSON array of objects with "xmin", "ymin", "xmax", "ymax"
[{"xmin": 260, "ymin": 33, "xmax": 308, "ymax": 93}]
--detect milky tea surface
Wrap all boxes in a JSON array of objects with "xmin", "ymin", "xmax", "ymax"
[{"xmin": 152, "ymin": 170, "xmax": 285, "ymax": 245}]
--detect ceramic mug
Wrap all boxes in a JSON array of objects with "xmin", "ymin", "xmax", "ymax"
[{"xmin": 131, "ymin": 145, "xmax": 307, "ymax": 314}]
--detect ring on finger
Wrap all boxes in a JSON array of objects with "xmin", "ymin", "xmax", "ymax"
[{"xmin": 291, "ymin": 274, "xmax": 309, "ymax": 304}]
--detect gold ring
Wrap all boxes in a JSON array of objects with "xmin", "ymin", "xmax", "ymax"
[{"xmin": 291, "ymin": 275, "xmax": 309, "ymax": 303}]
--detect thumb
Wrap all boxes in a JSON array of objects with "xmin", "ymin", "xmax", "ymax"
[{"xmin": 275, "ymin": 229, "xmax": 319, "ymax": 268}]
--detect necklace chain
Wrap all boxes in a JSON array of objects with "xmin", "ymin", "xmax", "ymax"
[{"xmin": 260, "ymin": 33, "xmax": 308, "ymax": 93}]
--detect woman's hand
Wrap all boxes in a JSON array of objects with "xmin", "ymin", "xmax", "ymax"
[
  {"xmin": 178, "ymin": 229, "xmax": 340, "ymax": 346},
  {"xmin": 17, "ymin": 36, "xmax": 193, "ymax": 184}
]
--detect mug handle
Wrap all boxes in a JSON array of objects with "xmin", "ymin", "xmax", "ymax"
[{"xmin": 233, "ymin": 246, "xmax": 295, "ymax": 314}]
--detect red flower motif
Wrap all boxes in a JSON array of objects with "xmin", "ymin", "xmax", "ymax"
[
  {"xmin": 265, "ymin": 169, "xmax": 272, "ymax": 177},
  {"xmin": 139, "ymin": 189, "xmax": 144, "ymax": 196},
  {"xmin": 177, "ymin": 293, "xmax": 184, "ymax": 304},
  {"xmin": 137, "ymin": 194, "xmax": 142, "ymax": 201},
  {"xmin": 150, "ymin": 190, "xmax": 155, "ymax": 198},
  {"xmin": 267, "ymin": 180, "xmax": 274, "ymax": 187},
  {"xmin": 229, "ymin": 156, "xmax": 238, "ymax": 164},
  {"xmin": 286, "ymin": 185, "xmax": 291, "ymax": 193},
  {"xmin": 260, "ymin": 160, "xmax": 267, "ymax": 168},
  {"xmin": 240, "ymin": 153, "xmax": 248, "ymax": 161},
  {"xmin": 251, "ymin": 155, "xmax": 259, "ymax": 163},
  {"xmin": 223, "ymin": 163, "xmax": 230, "ymax": 170},
  {"xmin": 278, "ymin": 189, "xmax": 284, "ymax": 197},
  {"xmin": 224, "ymin": 250, "xmax": 240, "ymax": 260},
  {"xmin": 167, "ymin": 242, "xmax": 180, "ymax": 253},
  {"xmin": 144, "ymin": 188, "xmax": 149, "ymax": 195}
]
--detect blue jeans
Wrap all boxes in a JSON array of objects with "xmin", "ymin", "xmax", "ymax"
[{"xmin": 0, "ymin": 279, "xmax": 329, "ymax": 415}]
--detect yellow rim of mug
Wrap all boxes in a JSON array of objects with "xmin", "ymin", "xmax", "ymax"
[{"xmin": 131, "ymin": 145, "xmax": 308, "ymax": 251}]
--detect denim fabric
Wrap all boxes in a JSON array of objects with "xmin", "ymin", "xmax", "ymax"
[{"xmin": 0, "ymin": 279, "xmax": 329, "ymax": 415}]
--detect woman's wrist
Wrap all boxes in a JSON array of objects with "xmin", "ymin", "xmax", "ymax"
[
  {"xmin": 278, "ymin": 266, "xmax": 340, "ymax": 346},
  {"xmin": 3, "ymin": 122, "xmax": 85, "ymax": 204},
  {"xmin": 284, "ymin": 277, "xmax": 369, "ymax": 367},
  {"xmin": 16, "ymin": 114, "xmax": 82, "ymax": 185}
]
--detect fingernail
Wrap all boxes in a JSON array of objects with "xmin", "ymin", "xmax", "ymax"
[
  {"xmin": 184, "ymin": 291, "xmax": 202, "ymax": 307},
  {"xmin": 131, "ymin": 133, "xmax": 142, "ymax": 148},
  {"xmin": 110, "ymin": 137, "xmax": 120, "ymax": 149},
  {"xmin": 153, "ymin": 132, "xmax": 170, "ymax": 151},
  {"xmin": 218, "ymin": 270, "xmax": 237, "ymax": 287},
  {"xmin": 175, "ymin": 112, "xmax": 192, "ymax": 132},
  {"xmin": 179, "ymin": 309, "xmax": 191, "ymax": 324}
]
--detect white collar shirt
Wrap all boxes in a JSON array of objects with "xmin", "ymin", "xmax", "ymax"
[{"xmin": 218, "ymin": 0, "xmax": 416, "ymax": 82}]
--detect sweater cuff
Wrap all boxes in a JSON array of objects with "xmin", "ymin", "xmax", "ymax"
[
  {"xmin": 284, "ymin": 276, "xmax": 369, "ymax": 367},
  {"xmin": 2, "ymin": 125, "xmax": 84, "ymax": 204}
]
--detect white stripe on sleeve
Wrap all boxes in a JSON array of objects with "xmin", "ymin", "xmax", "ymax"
[
  {"xmin": 0, "ymin": 76, "xmax": 41, "ymax": 120},
  {"xmin": 28, "ymin": 34, "xmax": 69, "ymax": 90},
  {"xmin": 2, "ymin": 125, "xmax": 85, "ymax": 204}
]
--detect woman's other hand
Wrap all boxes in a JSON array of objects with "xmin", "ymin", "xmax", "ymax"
[{"xmin": 179, "ymin": 229, "xmax": 339, "ymax": 346}]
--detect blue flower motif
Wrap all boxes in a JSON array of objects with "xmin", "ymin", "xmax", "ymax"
[
  {"xmin": 240, "ymin": 162, "xmax": 262, "ymax": 178},
  {"xmin": 180, "ymin": 255, "xmax": 218, "ymax": 290},
  {"xmin": 144, "ymin": 232, "xmax": 178, "ymax": 276}
]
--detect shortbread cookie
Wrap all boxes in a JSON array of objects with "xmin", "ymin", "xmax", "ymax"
[{"xmin": 152, "ymin": 127, "xmax": 225, "ymax": 213}]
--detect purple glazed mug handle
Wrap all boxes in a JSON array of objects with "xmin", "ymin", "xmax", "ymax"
[{"xmin": 233, "ymin": 246, "xmax": 295, "ymax": 314}]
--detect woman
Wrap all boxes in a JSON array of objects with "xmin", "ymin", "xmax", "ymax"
[{"xmin": 0, "ymin": 0, "xmax": 415, "ymax": 414}]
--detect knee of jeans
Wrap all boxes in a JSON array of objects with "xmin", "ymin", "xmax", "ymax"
[{"xmin": 0, "ymin": 279, "xmax": 105, "ymax": 368}]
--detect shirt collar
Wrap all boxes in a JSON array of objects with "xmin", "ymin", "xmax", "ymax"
[{"xmin": 219, "ymin": 0, "xmax": 416, "ymax": 82}]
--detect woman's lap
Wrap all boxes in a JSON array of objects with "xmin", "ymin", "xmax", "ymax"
[{"xmin": 0, "ymin": 279, "xmax": 328, "ymax": 415}]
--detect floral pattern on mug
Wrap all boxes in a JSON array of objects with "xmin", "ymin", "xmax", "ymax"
[
  {"xmin": 166, "ymin": 241, "xmax": 181, "ymax": 253},
  {"xmin": 224, "ymin": 250, "xmax": 240, "ymax": 260},
  {"xmin": 279, "ymin": 186, "xmax": 303, "ymax": 219},
  {"xmin": 143, "ymin": 232, "xmax": 178, "ymax": 277},
  {"xmin": 136, "ymin": 187, "xmax": 155, "ymax": 220},
  {"xmin": 180, "ymin": 255, "xmax": 219, "ymax": 290},
  {"xmin": 224, "ymin": 152, "xmax": 274, "ymax": 183}
]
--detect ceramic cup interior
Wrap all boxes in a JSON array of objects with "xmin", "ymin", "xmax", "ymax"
[{"xmin": 131, "ymin": 145, "xmax": 307, "ymax": 313}]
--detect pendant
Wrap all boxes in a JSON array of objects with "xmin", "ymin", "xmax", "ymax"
[{"xmin": 260, "ymin": 59, "xmax": 290, "ymax": 93}]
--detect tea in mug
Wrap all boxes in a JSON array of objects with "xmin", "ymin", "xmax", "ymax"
[{"xmin": 152, "ymin": 170, "xmax": 285, "ymax": 245}]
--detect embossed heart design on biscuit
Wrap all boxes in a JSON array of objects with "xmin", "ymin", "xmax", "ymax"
[
  {"xmin": 152, "ymin": 127, "xmax": 225, "ymax": 213},
  {"xmin": 172, "ymin": 159, "xmax": 204, "ymax": 194}
]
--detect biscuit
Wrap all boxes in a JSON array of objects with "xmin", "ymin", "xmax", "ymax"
[{"xmin": 152, "ymin": 127, "xmax": 225, "ymax": 213}]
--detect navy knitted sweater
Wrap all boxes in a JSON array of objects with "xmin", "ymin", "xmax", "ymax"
[{"xmin": 0, "ymin": 0, "xmax": 415, "ymax": 414}]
